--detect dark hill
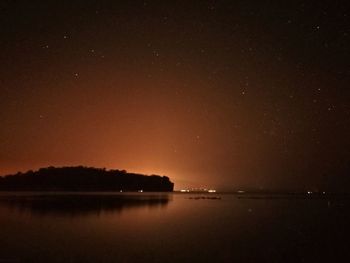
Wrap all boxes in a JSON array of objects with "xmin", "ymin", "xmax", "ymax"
[{"xmin": 0, "ymin": 166, "xmax": 174, "ymax": 192}]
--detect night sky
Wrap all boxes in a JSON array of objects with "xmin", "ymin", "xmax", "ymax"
[{"xmin": 1, "ymin": 1, "xmax": 349, "ymax": 191}]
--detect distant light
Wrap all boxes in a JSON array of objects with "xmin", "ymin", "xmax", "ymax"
[
  {"xmin": 322, "ymin": 191, "xmax": 326, "ymax": 194},
  {"xmin": 307, "ymin": 191, "xmax": 312, "ymax": 194},
  {"xmin": 120, "ymin": 190, "xmax": 123, "ymax": 192},
  {"xmin": 208, "ymin": 189, "xmax": 216, "ymax": 193},
  {"xmin": 237, "ymin": 190, "xmax": 245, "ymax": 193},
  {"xmin": 180, "ymin": 189, "xmax": 190, "ymax": 192},
  {"xmin": 138, "ymin": 190, "xmax": 143, "ymax": 193}
]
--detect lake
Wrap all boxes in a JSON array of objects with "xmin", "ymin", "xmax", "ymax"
[{"xmin": 0, "ymin": 192, "xmax": 350, "ymax": 262}]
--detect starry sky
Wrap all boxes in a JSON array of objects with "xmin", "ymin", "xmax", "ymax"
[{"xmin": 1, "ymin": 0, "xmax": 349, "ymax": 191}]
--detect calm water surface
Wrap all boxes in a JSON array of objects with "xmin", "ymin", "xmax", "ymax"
[{"xmin": 0, "ymin": 192, "xmax": 350, "ymax": 262}]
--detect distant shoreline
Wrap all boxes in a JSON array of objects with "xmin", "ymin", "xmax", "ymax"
[{"xmin": 0, "ymin": 166, "xmax": 174, "ymax": 192}]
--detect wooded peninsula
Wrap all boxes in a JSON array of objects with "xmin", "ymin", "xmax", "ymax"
[{"xmin": 0, "ymin": 166, "xmax": 174, "ymax": 192}]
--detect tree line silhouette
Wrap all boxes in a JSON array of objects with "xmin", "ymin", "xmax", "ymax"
[{"xmin": 0, "ymin": 166, "xmax": 174, "ymax": 192}]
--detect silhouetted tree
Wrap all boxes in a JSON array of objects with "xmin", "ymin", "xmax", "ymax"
[{"xmin": 0, "ymin": 166, "xmax": 174, "ymax": 192}]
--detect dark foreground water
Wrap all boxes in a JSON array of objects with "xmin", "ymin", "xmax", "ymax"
[{"xmin": 1, "ymin": 192, "xmax": 350, "ymax": 263}]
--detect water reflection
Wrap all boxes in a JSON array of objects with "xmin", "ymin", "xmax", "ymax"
[
  {"xmin": 1, "ymin": 193, "xmax": 350, "ymax": 262},
  {"xmin": 0, "ymin": 193, "xmax": 171, "ymax": 216}
]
